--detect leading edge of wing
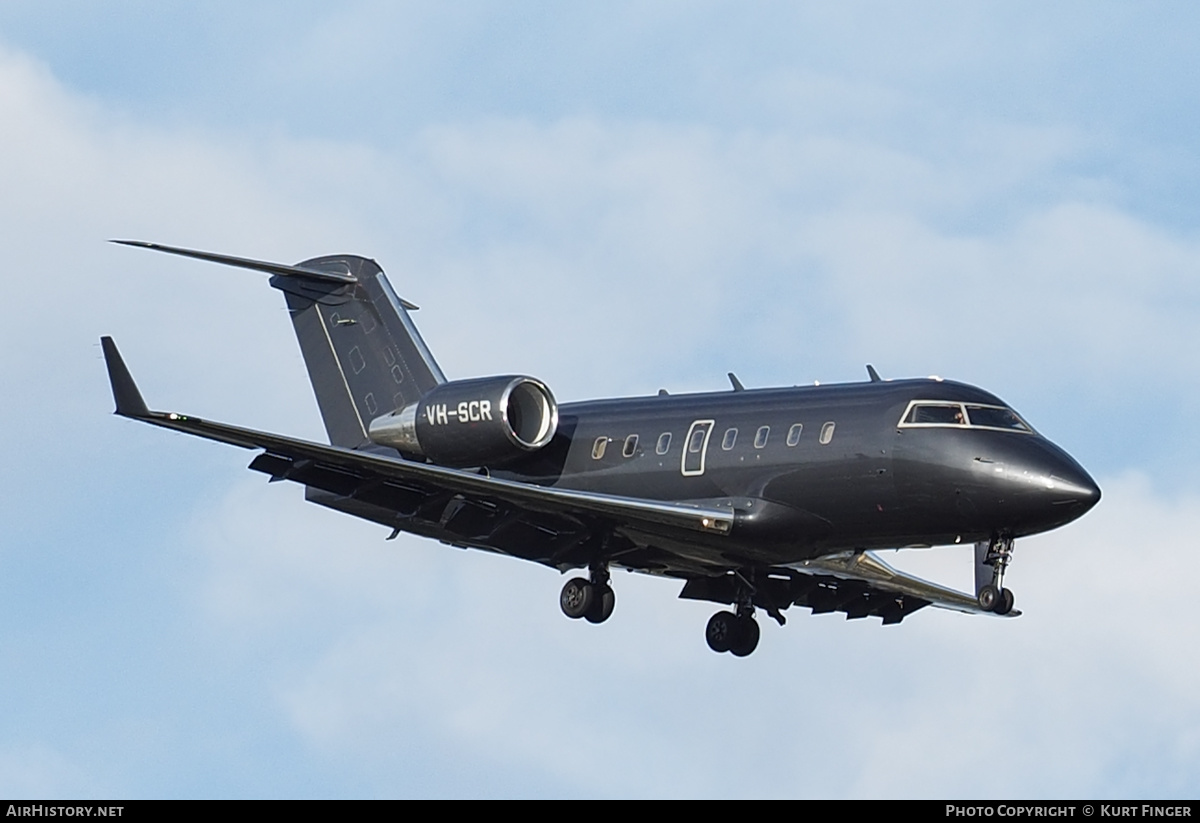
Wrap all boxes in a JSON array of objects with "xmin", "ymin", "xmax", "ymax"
[
  {"xmin": 100, "ymin": 337, "xmax": 734, "ymax": 537},
  {"xmin": 790, "ymin": 550, "xmax": 1021, "ymax": 618}
]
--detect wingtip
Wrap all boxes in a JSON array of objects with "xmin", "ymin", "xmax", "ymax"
[{"xmin": 100, "ymin": 336, "xmax": 151, "ymax": 418}]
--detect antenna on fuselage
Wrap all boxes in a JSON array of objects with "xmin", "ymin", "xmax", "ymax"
[
  {"xmin": 727, "ymin": 372, "xmax": 745, "ymax": 391},
  {"xmin": 866, "ymin": 364, "xmax": 882, "ymax": 382}
]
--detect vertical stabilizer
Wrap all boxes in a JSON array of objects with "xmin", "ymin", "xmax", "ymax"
[{"xmin": 270, "ymin": 255, "xmax": 445, "ymax": 448}]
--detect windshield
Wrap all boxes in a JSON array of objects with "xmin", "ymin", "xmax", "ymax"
[{"xmin": 899, "ymin": 401, "xmax": 1033, "ymax": 434}]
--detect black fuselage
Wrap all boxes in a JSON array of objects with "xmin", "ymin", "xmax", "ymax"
[{"xmin": 502, "ymin": 377, "xmax": 1099, "ymax": 566}]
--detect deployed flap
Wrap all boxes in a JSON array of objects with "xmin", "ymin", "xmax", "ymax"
[{"xmin": 680, "ymin": 569, "xmax": 931, "ymax": 625}]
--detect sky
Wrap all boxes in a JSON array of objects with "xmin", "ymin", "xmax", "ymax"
[{"xmin": 0, "ymin": 1, "xmax": 1198, "ymax": 799}]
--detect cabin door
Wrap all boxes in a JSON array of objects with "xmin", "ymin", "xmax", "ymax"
[{"xmin": 681, "ymin": 419, "xmax": 715, "ymax": 477}]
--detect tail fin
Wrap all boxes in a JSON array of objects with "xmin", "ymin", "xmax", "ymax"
[
  {"xmin": 113, "ymin": 241, "xmax": 445, "ymax": 448},
  {"xmin": 275, "ymin": 254, "xmax": 445, "ymax": 448}
]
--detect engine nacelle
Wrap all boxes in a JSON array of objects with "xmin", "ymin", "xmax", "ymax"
[{"xmin": 367, "ymin": 375, "xmax": 558, "ymax": 467}]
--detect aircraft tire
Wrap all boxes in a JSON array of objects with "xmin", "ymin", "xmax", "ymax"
[
  {"xmin": 977, "ymin": 584, "xmax": 999, "ymax": 612},
  {"xmin": 730, "ymin": 616, "xmax": 760, "ymax": 657},
  {"xmin": 995, "ymin": 587, "xmax": 1015, "ymax": 616},
  {"xmin": 585, "ymin": 585, "xmax": 616, "ymax": 624},
  {"xmin": 705, "ymin": 611, "xmax": 739, "ymax": 653},
  {"xmin": 560, "ymin": 577, "xmax": 595, "ymax": 619}
]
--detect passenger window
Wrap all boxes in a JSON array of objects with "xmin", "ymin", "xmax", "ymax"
[
  {"xmin": 721, "ymin": 428, "xmax": 738, "ymax": 450},
  {"xmin": 819, "ymin": 422, "xmax": 835, "ymax": 444},
  {"xmin": 622, "ymin": 434, "xmax": 639, "ymax": 458},
  {"xmin": 656, "ymin": 432, "xmax": 671, "ymax": 455},
  {"xmin": 754, "ymin": 426, "xmax": 770, "ymax": 449},
  {"xmin": 688, "ymin": 429, "xmax": 706, "ymax": 453},
  {"xmin": 786, "ymin": 423, "xmax": 803, "ymax": 446},
  {"xmin": 592, "ymin": 437, "xmax": 609, "ymax": 460}
]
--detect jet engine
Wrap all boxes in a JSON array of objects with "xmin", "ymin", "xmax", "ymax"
[{"xmin": 367, "ymin": 375, "xmax": 558, "ymax": 467}]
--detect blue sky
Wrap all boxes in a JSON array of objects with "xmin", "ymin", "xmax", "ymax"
[{"xmin": 1, "ymin": 2, "xmax": 1198, "ymax": 798}]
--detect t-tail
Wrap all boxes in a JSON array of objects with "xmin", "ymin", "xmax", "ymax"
[{"xmin": 112, "ymin": 241, "xmax": 446, "ymax": 448}]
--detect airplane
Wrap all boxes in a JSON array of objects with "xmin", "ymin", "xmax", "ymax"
[{"xmin": 102, "ymin": 240, "xmax": 1101, "ymax": 657}]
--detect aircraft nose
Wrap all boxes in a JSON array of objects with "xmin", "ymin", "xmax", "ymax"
[
  {"xmin": 1001, "ymin": 442, "xmax": 1101, "ymax": 528},
  {"xmin": 962, "ymin": 435, "xmax": 1100, "ymax": 534},
  {"xmin": 1046, "ymin": 464, "xmax": 1101, "ymax": 510}
]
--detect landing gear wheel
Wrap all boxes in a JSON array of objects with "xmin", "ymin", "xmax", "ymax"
[
  {"xmin": 585, "ymin": 585, "xmax": 616, "ymax": 624},
  {"xmin": 706, "ymin": 611, "xmax": 739, "ymax": 653},
  {"xmin": 995, "ymin": 587, "xmax": 1015, "ymax": 616},
  {"xmin": 729, "ymin": 616, "xmax": 760, "ymax": 657},
  {"xmin": 560, "ymin": 577, "xmax": 595, "ymax": 619},
  {"xmin": 977, "ymin": 584, "xmax": 999, "ymax": 612}
]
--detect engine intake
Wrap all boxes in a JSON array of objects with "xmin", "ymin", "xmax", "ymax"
[{"xmin": 368, "ymin": 375, "xmax": 558, "ymax": 467}]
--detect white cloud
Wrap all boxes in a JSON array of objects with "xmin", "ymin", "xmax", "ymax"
[
  {"xmin": 0, "ymin": 744, "xmax": 104, "ymax": 797},
  {"xmin": 182, "ymin": 474, "xmax": 1197, "ymax": 797}
]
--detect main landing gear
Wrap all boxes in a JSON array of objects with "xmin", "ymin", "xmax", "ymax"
[
  {"xmin": 559, "ymin": 565, "xmax": 616, "ymax": 624},
  {"xmin": 705, "ymin": 609, "xmax": 760, "ymax": 657},
  {"xmin": 977, "ymin": 536, "xmax": 1016, "ymax": 616},
  {"xmin": 705, "ymin": 571, "xmax": 764, "ymax": 656}
]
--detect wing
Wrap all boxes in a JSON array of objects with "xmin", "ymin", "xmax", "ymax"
[
  {"xmin": 101, "ymin": 337, "xmax": 734, "ymax": 571},
  {"xmin": 103, "ymin": 336, "xmax": 1005, "ymax": 623}
]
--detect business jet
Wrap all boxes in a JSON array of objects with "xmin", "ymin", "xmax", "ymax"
[{"xmin": 102, "ymin": 241, "xmax": 1100, "ymax": 656}]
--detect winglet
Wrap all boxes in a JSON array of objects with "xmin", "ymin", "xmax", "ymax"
[{"xmin": 100, "ymin": 336, "xmax": 151, "ymax": 418}]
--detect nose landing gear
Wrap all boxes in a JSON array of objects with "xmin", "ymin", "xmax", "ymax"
[{"xmin": 976, "ymin": 536, "xmax": 1016, "ymax": 616}]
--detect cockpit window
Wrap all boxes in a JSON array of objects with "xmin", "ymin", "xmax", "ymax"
[
  {"xmin": 965, "ymin": 405, "xmax": 1032, "ymax": 432},
  {"xmin": 904, "ymin": 403, "xmax": 966, "ymax": 425},
  {"xmin": 899, "ymin": 401, "xmax": 1033, "ymax": 434}
]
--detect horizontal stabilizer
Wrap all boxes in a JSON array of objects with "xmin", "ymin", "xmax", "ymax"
[
  {"xmin": 110, "ymin": 240, "xmax": 360, "ymax": 285},
  {"xmin": 100, "ymin": 336, "xmax": 150, "ymax": 418}
]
